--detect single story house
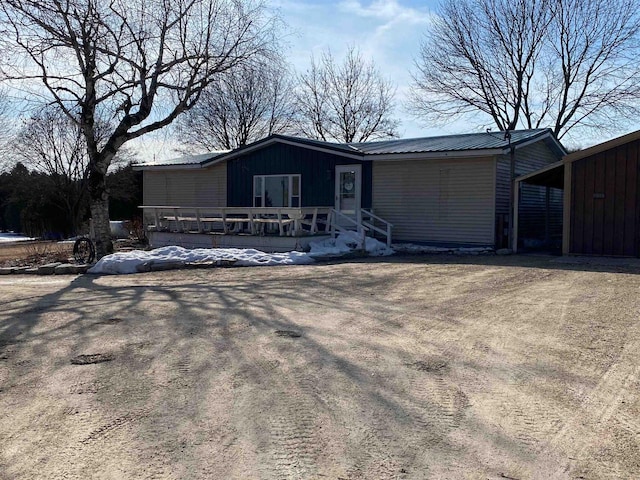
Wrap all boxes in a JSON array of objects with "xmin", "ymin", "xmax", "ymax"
[
  {"xmin": 516, "ymin": 129, "xmax": 640, "ymax": 256},
  {"xmin": 136, "ymin": 129, "xmax": 566, "ymax": 250}
]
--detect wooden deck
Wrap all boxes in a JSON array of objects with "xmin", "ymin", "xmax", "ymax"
[
  {"xmin": 148, "ymin": 231, "xmax": 331, "ymax": 253},
  {"xmin": 140, "ymin": 206, "xmax": 332, "ymax": 238}
]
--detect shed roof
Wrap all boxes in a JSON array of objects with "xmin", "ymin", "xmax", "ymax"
[{"xmin": 564, "ymin": 128, "xmax": 640, "ymax": 163}]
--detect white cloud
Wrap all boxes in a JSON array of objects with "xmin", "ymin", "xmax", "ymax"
[{"xmin": 338, "ymin": 0, "xmax": 434, "ymax": 24}]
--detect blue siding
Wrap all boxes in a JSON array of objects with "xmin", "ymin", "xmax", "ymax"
[{"xmin": 226, "ymin": 143, "xmax": 371, "ymax": 208}]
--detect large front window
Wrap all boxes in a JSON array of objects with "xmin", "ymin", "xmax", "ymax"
[{"xmin": 253, "ymin": 175, "xmax": 300, "ymax": 207}]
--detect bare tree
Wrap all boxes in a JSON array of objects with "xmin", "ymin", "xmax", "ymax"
[
  {"xmin": 14, "ymin": 107, "xmax": 90, "ymax": 235},
  {"xmin": 0, "ymin": 0, "xmax": 277, "ymax": 257},
  {"xmin": 176, "ymin": 57, "xmax": 295, "ymax": 150},
  {"xmin": 295, "ymin": 46, "xmax": 399, "ymax": 143},
  {"xmin": 411, "ymin": 0, "xmax": 640, "ymax": 140},
  {"xmin": 14, "ymin": 105, "xmax": 135, "ymax": 235}
]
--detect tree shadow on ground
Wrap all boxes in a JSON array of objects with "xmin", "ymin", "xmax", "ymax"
[{"xmin": 1, "ymin": 258, "xmax": 629, "ymax": 478}]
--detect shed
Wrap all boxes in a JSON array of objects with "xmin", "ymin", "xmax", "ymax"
[{"xmin": 563, "ymin": 130, "xmax": 640, "ymax": 256}]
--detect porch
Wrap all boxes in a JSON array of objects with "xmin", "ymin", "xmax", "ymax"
[
  {"xmin": 140, "ymin": 206, "xmax": 393, "ymax": 252},
  {"xmin": 141, "ymin": 206, "xmax": 333, "ymax": 237}
]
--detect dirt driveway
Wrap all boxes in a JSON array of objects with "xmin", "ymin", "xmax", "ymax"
[{"xmin": 1, "ymin": 255, "xmax": 639, "ymax": 479}]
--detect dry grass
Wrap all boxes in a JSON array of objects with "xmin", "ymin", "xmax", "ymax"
[{"xmin": 0, "ymin": 240, "xmax": 73, "ymax": 267}]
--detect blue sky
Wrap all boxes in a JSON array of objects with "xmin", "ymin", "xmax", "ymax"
[
  {"xmin": 273, "ymin": 0, "xmax": 441, "ymax": 138},
  {"xmin": 137, "ymin": 0, "xmax": 448, "ymax": 160},
  {"xmin": 136, "ymin": 0, "xmax": 630, "ymax": 160}
]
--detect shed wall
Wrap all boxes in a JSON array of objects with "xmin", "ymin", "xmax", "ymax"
[
  {"xmin": 372, "ymin": 157, "xmax": 495, "ymax": 245},
  {"xmin": 142, "ymin": 163, "xmax": 227, "ymax": 207},
  {"xmin": 570, "ymin": 139, "xmax": 640, "ymax": 256}
]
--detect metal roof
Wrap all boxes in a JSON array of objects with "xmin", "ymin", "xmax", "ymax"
[
  {"xmin": 564, "ymin": 128, "xmax": 640, "ymax": 163},
  {"xmin": 348, "ymin": 129, "xmax": 555, "ymax": 155},
  {"xmin": 136, "ymin": 128, "xmax": 564, "ymax": 169},
  {"xmin": 134, "ymin": 151, "xmax": 229, "ymax": 168}
]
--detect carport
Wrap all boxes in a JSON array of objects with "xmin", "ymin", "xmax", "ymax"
[
  {"xmin": 562, "ymin": 131, "xmax": 640, "ymax": 256},
  {"xmin": 513, "ymin": 161, "xmax": 564, "ymax": 253},
  {"xmin": 515, "ymin": 129, "xmax": 640, "ymax": 257}
]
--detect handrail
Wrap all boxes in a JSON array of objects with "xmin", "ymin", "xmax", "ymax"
[
  {"xmin": 361, "ymin": 208, "xmax": 393, "ymax": 247},
  {"xmin": 329, "ymin": 209, "xmax": 368, "ymax": 250},
  {"xmin": 361, "ymin": 208, "xmax": 392, "ymax": 226}
]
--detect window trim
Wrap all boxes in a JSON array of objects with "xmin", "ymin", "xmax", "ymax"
[{"xmin": 253, "ymin": 174, "xmax": 301, "ymax": 208}]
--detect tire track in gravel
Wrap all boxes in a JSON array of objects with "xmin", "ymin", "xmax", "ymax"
[
  {"xmin": 397, "ymin": 361, "xmax": 470, "ymax": 475},
  {"xmin": 80, "ymin": 408, "xmax": 150, "ymax": 444},
  {"xmin": 343, "ymin": 420, "xmax": 404, "ymax": 480},
  {"xmin": 546, "ymin": 323, "xmax": 640, "ymax": 477},
  {"xmin": 268, "ymin": 386, "xmax": 318, "ymax": 479}
]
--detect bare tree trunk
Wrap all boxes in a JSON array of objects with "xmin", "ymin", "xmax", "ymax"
[{"xmin": 89, "ymin": 167, "xmax": 112, "ymax": 259}]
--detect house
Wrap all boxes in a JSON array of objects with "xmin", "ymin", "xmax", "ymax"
[
  {"xmin": 516, "ymin": 129, "xmax": 640, "ymax": 256},
  {"xmin": 135, "ymin": 129, "xmax": 565, "ymax": 251}
]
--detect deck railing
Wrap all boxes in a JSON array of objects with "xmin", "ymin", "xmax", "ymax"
[
  {"xmin": 361, "ymin": 209, "xmax": 393, "ymax": 247},
  {"xmin": 329, "ymin": 209, "xmax": 368, "ymax": 249},
  {"xmin": 139, "ymin": 206, "xmax": 332, "ymax": 237}
]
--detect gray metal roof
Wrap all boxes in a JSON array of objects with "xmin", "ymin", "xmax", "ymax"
[
  {"xmin": 348, "ymin": 129, "xmax": 553, "ymax": 155},
  {"xmin": 134, "ymin": 151, "xmax": 229, "ymax": 168},
  {"xmin": 137, "ymin": 128, "xmax": 564, "ymax": 168}
]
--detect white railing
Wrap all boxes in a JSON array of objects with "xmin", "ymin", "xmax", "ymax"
[
  {"xmin": 361, "ymin": 208, "xmax": 393, "ymax": 247},
  {"xmin": 139, "ymin": 206, "xmax": 331, "ymax": 237},
  {"xmin": 328, "ymin": 208, "xmax": 393, "ymax": 249},
  {"xmin": 329, "ymin": 209, "xmax": 368, "ymax": 250}
]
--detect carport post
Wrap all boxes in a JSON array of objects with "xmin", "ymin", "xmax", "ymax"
[{"xmin": 512, "ymin": 179, "xmax": 520, "ymax": 253}]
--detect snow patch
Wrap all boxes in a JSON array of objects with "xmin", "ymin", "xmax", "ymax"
[
  {"xmin": 392, "ymin": 243, "xmax": 494, "ymax": 255},
  {"xmin": 0, "ymin": 233, "xmax": 36, "ymax": 243},
  {"xmin": 87, "ymin": 233, "xmax": 395, "ymax": 275},
  {"xmin": 309, "ymin": 231, "xmax": 394, "ymax": 257},
  {"xmin": 87, "ymin": 245, "xmax": 314, "ymax": 275}
]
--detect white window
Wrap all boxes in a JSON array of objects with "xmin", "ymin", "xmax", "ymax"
[{"xmin": 253, "ymin": 175, "xmax": 301, "ymax": 207}]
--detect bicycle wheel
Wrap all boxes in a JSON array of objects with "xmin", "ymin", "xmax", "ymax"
[{"xmin": 73, "ymin": 237, "xmax": 96, "ymax": 264}]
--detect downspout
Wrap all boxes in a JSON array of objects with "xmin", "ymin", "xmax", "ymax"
[{"xmin": 506, "ymin": 131, "xmax": 516, "ymax": 250}]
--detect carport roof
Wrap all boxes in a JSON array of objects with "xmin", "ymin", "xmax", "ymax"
[{"xmin": 515, "ymin": 160, "xmax": 565, "ymax": 189}]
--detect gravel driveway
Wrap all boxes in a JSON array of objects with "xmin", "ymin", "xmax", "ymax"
[{"xmin": 1, "ymin": 254, "xmax": 639, "ymax": 479}]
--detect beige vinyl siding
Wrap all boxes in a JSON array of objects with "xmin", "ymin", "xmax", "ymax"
[
  {"xmin": 143, "ymin": 163, "xmax": 227, "ymax": 207},
  {"xmin": 495, "ymin": 141, "xmax": 564, "ymax": 246},
  {"xmin": 373, "ymin": 157, "xmax": 496, "ymax": 245},
  {"xmin": 496, "ymin": 141, "xmax": 561, "ymax": 215}
]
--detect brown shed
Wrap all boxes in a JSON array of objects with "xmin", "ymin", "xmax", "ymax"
[{"xmin": 562, "ymin": 131, "xmax": 640, "ymax": 256}]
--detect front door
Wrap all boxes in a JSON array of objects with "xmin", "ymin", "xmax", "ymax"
[{"xmin": 335, "ymin": 165, "xmax": 362, "ymax": 225}]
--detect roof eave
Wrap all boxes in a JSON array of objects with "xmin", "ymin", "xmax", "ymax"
[
  {"xmin": 564, "ymin": 129, "xmax": 640, "ymax": 163},
  {"xmin": 133, "ymin": 163, "xmax": 203, "ymax": 171},
  {"xmin": 200, "ymin": 136, "xmax": 365, "ymax": 167},
  {"xmin": 365, "ymin": 148, "xmax": 505, "ymax": 161}
]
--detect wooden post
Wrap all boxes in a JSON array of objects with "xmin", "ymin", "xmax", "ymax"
[
  {"xmin": 222, "ymin": 209, "xmax": 228, "ymax": 234},
  {"xmin": 173, "ymin": 208, "xmax": 181, "ymax": 232},
  {"xmin": 562, "ymin": 161, "xmax": 572, "ymax": 255},
  {"xmin": 196, "ymin": 209, "xmax": 202, "ymax": 233},
  {"xmin": 512, "ymin": 180, "xmax": 520, "ymax": 252},
  {"xmin": 277, "ymin": 210, "xmax": 284, "ymax": 236}
]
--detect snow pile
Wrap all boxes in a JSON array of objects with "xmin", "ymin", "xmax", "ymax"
[
  {"xmin": 0, "ymin": 233, "xmax": 36, "ymax": 243},
  {"xmin": 87, "ymin": 233, "xmax": 396, "ymax": 275},
  {"xmin": 392, "ymin": 243, "xmax": 494, "ymax": 255},
  {"xmin": 309, "ymin": 231, "xmax": 394, "ymax": 257},
  {"xmin": 88, "ymin": 245, "xmax": 314, "ymax": 275}
]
